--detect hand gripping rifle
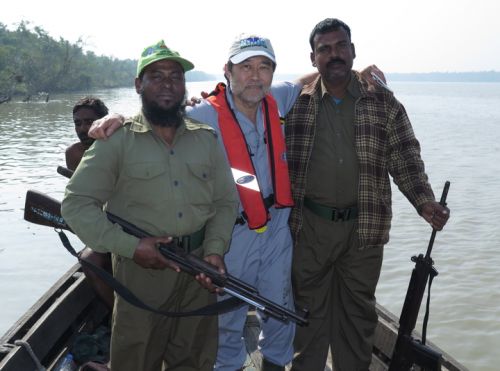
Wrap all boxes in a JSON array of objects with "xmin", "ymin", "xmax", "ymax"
[
  {"xmin": 389, "ymin": 181, "xmax": 450, "ymax": 371},
  {"xmin": 24, "ymin": 187, "xmax": 308, "ymax": 326}
]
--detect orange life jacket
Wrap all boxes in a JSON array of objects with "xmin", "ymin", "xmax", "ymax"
[{"xmin": 207, "ymin": 83, "xmax": 293, "ymax": 230}]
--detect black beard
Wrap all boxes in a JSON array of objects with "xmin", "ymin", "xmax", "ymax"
[{"xmin": 141, "ymin": 93, "xmax": 185, "ymax": 128}]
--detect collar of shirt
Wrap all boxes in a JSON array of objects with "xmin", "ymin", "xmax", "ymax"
[
  {"xmin": 319, "ymin": 72, "xmax": 361, "ymax": 103},
  {"xmin": 126, "ymin": 111, "xmax": 187, "ymax": 137}
]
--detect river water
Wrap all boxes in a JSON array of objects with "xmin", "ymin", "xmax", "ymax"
[{"xmin": 0, "ymin": 81, "xmax": 499, "ymax": 370}]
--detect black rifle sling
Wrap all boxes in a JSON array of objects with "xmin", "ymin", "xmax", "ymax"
[
  {"xmin": 422, "ymin": 273, "xmax": 435, "ymax": 345},
  {"xmin": 56, "ymin": 229, "xmax": 243, "ymax": 317}
]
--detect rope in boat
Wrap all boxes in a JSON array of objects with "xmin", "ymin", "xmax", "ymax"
[{"xmin": 1, "ymin": 339, "xmax": 46, "ymax": 370}]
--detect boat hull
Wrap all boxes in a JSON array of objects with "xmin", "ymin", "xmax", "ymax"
[{"xmin": 0, "ymin": 264, "xmax": 468, "ymax": 370}]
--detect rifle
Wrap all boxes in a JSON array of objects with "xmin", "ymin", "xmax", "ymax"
[
  {"xmin": 388, "ymin": 181, "xmax": 450, "ymax": 371},
  {"xmin": 24, "ymin": 189, "xmax": 308, "ymax": 326},
  {"xmin": 56, "ymin": 165, "xmax": 74, "ymax": 179}
]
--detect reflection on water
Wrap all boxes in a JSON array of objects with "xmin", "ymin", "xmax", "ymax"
[{"xmin": 1, "ymin": 82, "xmax": 500, "ymax": 370}]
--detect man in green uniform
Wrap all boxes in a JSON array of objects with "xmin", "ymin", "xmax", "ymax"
[
  {"xmin": 61, "ymin": 40, "xmax": 238, "ymax": 371},
  {"xmin": 285, "ymin": 19, "xmax": 450, "ymax": 371}
]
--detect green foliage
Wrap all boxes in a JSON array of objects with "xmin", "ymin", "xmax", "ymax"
[
  {"xmin": 0, "ymin": 21, "xmax": 137, "ymax": 96},
  {"xmin": 0, "ymin": 21, "xmax": 216, "ymax": 99}
]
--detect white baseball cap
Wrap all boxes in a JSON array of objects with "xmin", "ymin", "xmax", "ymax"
[{"xmin": 228, "ymin": 34, "xmax": 276, "ymax": 64}]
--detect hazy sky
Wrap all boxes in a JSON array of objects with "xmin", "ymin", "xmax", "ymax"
[{"xmin": 3, "ymin": 0, "xmax": 500, "ymax": 74}]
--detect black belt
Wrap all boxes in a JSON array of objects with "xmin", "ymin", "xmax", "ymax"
[
  {"xmin": 235, "ymin": 194, "xmax": 275, "ymax": 225},
  {"xmin": 303, "ymin": 197, "xmax": 358, "ymax": 222},
  {"xmin": 172, "ymin": 226, "xmax": 205, "ymax": 252}
]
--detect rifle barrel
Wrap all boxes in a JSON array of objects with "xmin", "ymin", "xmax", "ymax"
[{"xmin": 426, "ymin": 181, "xmax": 450, "ymax": 258}]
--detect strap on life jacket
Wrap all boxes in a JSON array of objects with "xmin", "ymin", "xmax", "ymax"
[{"xmin": 207, "ymin": 83, "xmax": 293, "ymax": 230}]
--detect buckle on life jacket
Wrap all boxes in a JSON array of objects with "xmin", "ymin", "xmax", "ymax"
[{"xmin": 235, "ymin": 194, "xmax": 275, "ymax": 226}]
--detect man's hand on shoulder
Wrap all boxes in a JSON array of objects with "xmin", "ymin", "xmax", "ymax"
[
  {"xmin": 420, "ymin": 201, "xmax": 450, "ymax": 231},
  {"xmin": 185, "ymin": 91, "xmax": 209, "ymax": 107},
  {"xmin": 360, "ymin": 65, "xmax": 391, "ymax": 93},
  {"xmin": 295, "ymin": 72, "xmax": 319, "ymax": 87},
  {"xmin": 133, "ymin": 236, "xmax": 180, "ymax": 271},
  {"xmin": 89, "ymin": 113, "xmax": 125, "ymax": 140}
]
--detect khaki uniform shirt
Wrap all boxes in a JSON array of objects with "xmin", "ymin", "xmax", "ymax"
[
  {"xmin": 305, "ymin": 77, "xmax": 360, "ymax": 207},
  {"xmin": 62, "ymin": 112, "xmax": 238, "ymax": 258}
]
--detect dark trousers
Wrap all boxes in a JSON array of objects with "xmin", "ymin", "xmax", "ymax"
[{"xmin": 291, "ymin": 207, "xmax": 383, "ymax": 371}]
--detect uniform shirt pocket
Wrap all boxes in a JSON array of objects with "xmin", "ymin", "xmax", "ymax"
[
  {"xmin": 125, "ymin": 162, "xmax": 167, "ymax": 180},
  {"xmin": 122, "ymin": 162, "xmax": 169, "ymax": 206},
  {"xmin": 186, "ymin": 163, "xmax": 214, "ymax": 205}
]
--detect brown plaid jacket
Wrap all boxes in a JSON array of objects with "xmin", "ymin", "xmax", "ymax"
[{"xmin": 285, "ymin": 72, "xmax": 435, "ymax": 247}]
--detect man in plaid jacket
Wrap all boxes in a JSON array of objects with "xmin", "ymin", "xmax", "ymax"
[{"xmin": 285, "ymin": 18, "xmax": 450, "ymax": 371}]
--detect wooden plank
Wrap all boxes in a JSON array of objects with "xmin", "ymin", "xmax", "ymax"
[
  {"xmin": 0, "ymin": 265, "xmax": 101, "ymax": 370},
  {"xmin": 374, "ymin": 304, "xmax": 470, "ymax": 371},
  {"xmin": 0, "ymin": 264, "xmax": 82, "ymax": 343},
  {"xmin": 373, "ymin": 307, "xmax": 398, "ymax": 360},
  {"xmin": 370, "ymin": 353, "xmax": 388, "ymax": 371}
]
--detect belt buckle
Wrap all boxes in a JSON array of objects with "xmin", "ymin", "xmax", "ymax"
[
  {"xmin": 181, "ymin": 236, "xmax": 191, "ymax": 252},
  {"xmin": 332, "ymin": 209, "xmax": 339, "ymax": 222},
  {"xmin": 172, "ymin": 237, "xmax": 181, "ymax": 247},
  {"xmin": 173, "ymin": 236, "xmax": 191, "ymax": 252},
  {"xmin": 332, "ymin": 208, "xmax": 350, "ymax": 222},
  {"xmin": 342, "ymin": 208, "xmax": 351, "ymax": 221}
]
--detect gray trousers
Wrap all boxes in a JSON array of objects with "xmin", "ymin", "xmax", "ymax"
[{"xmin": 291, "ymin": 207, "xmax": 384, "ymax": 371}]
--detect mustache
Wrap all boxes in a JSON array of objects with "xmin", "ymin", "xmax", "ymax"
[
  {"xmin": 78, "ymin": 133, "xmax": 91, "ymax": 141},
  {"xmin": 326, "ymin": 58, "xmax": 346, "ymax": 68},
  {"xmin": 79, "ymin": 134, "xmax": 94, "ymax": 146},
  {"xmin": 244, "ymin": 83, "xmax": 264, "ymax": 89}
]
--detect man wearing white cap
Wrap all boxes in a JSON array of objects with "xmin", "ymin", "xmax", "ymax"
[{"xmin": 194, "ymin": 34, "xmax": 302, "ymax": 371}]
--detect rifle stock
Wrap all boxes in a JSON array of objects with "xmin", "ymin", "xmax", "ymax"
[
  {"xmin": 389, "ymin": 181, "xmax": 450, "ymax": 371},
  {"xmin": 23, "ymin": 189, "xmax": 308, "ymax": 326},
  {"xmin": 57, "ymin": 165, "xmax": 74, "ymax": 179},
  {"xmin": 24, "ymin": 190, "xmax": 72, "ymax": 232}
]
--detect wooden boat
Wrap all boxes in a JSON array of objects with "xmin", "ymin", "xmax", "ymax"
[{"xmin": 0, "ymin": 264, "xmax": 468, "ymax": 371}]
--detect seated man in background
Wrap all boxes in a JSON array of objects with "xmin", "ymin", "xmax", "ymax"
[
  {"xmin": 66, "ymin": 96, "xmax": 109, "ymax": 171},
  {"xmin": 66, "ymin": 96, "xmax": 114, "ymax": 310}
]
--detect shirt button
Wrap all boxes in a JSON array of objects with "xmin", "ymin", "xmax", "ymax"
[
  {"xmin": 174, "ymin": 180, "xmax": 179, "ymax": 186},
  {"xmin": 178, "ymin": 212, "xmax": 183, "ymax": 218},
  {"xmin": 339, "ymin": 158, "xmax": 344, "ymax": 164},
  {"xmin": 202, "ymin": 173, "xmax": 207, "ymax": 179},
  {"xmin": 170, "ymin": 150, "xmax": 175, "ymax": 155}
]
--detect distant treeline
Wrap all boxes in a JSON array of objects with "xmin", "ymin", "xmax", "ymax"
[
  {"xmin": 0, "ymin": 22, "xmax": 215, "ymax": 101},
  {"xmin": 387, "ymin": 71, "xmax": 500, "ymax": 82},
  {"xmin": 275, "ymin": 71, "xmax": 500, "ymax": 83}
]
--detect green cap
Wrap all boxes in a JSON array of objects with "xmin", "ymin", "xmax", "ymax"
[{"xmin": 136, "ymin": 40, "xmax": 194, "ymax": 77}]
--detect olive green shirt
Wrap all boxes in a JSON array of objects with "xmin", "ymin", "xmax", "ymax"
[
  {"xmin": 304, "ymin": 76, "xmax": 360, "ymax": 208},
  {"xmin": 61, "ymin": 112, "xmax": 238, "ymax": 258}
]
